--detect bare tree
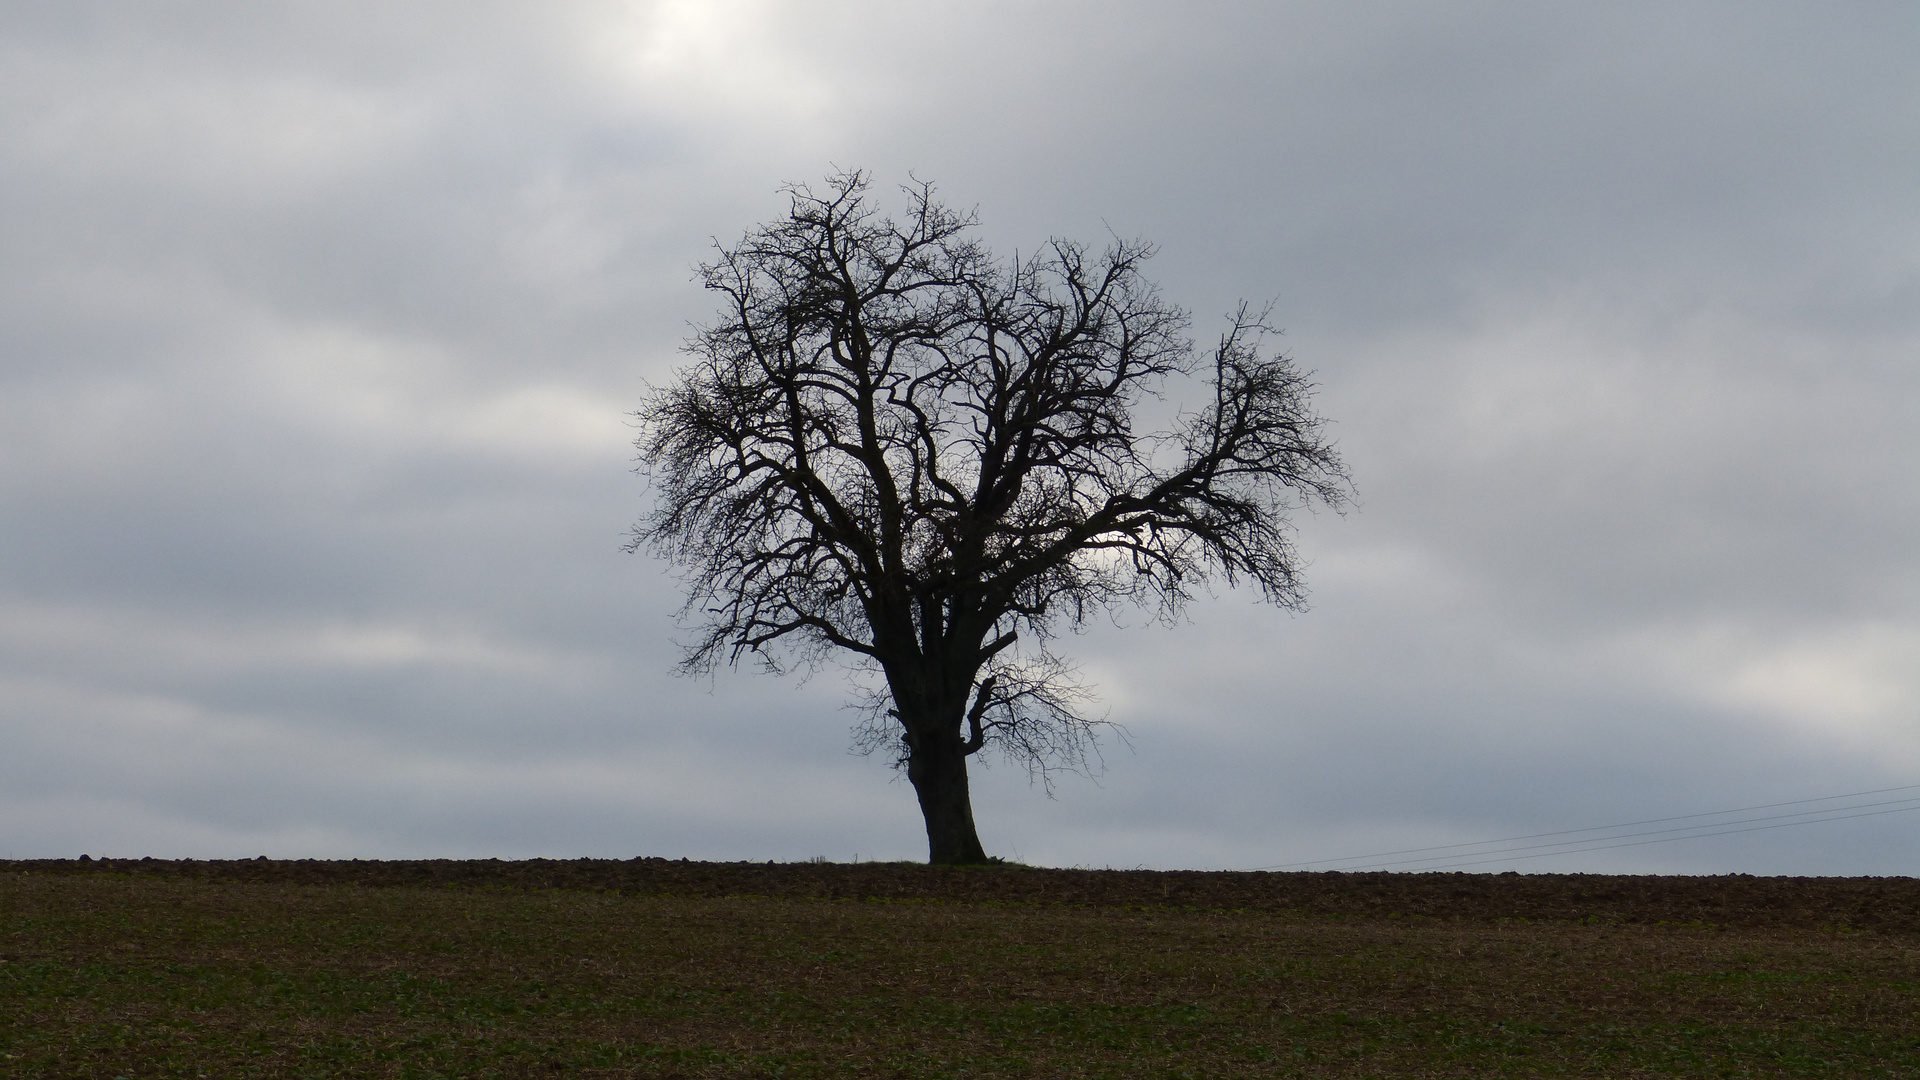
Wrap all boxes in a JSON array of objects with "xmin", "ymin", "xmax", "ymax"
[{"xmin": 632, "ymin": 172, "xmax": 1350, "ymax": 864}]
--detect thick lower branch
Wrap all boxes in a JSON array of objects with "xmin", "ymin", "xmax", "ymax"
[{"xmin": 963, "ymin": 675, "xmax": 997, "ymax": 755}]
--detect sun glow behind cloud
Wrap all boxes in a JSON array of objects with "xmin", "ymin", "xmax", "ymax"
[{"xmin": 583, "ymin": 0, "xmax": 839, "ymax": 124}]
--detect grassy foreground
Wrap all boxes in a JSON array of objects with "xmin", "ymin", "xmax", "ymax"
[{"xmin": 4, "ymin": 862, "xmax": 1918, "ymax": 1078}]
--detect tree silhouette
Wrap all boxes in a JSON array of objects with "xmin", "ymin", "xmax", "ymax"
[{"xmin": 632, "ymin": 172, "xmax": 1350, "ymax": 864}]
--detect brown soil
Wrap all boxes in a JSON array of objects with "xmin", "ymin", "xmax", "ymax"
[{"xmin": 14, "ymin": 857, "xmax": 1918, "ymax": 934}]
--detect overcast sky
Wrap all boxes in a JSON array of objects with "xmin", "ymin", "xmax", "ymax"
[{"xmin": 4, "ymin": 1, "xmax": 1917, "ymax": 872}]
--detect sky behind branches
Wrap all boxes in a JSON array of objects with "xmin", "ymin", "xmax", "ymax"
[{"xmin": 4, "ymin": 1, "xmax": 1917, "ymax": 872}]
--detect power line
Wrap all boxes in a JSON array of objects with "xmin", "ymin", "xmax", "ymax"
[
  {"xmin": 1385, "ymin": 802, "xmax": 1920, "ymax": 872},
  {"xmin": 1325, "ymin": 795, "xmax": 1920, "ymax": 872},
  {"xmin": 1249, "ymin": 782, "xmax": 1920, "ymax": 873},
  {"xmin": 1250, "ymin": 783, "xmax": 1920, "ymax": 870}
]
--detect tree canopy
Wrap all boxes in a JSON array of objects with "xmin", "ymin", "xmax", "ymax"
[{"xmin": 633, "ymin": 172, "xmax": 1350, "ymax": 863}]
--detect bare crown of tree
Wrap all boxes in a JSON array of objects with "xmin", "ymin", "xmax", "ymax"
[{"xmin": 633, "ymin": 171, "xmax": 1350, "ymax": 863}]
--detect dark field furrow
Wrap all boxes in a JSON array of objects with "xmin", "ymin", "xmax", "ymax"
[{"xmin": 11, "ymin": 857, "xmax": 1919, "ymax": 932}]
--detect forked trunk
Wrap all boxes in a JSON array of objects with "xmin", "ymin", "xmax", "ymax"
[{"xmin": 906, "ymin": 730, "xmax": 989, "ymax": 865}]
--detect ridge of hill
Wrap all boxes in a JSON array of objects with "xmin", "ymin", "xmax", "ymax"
[{"xmin": 13, "ymin": 857, "xmax": 1917, "ymax": 933}]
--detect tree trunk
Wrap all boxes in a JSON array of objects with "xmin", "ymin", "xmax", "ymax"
[{"xmin": 906, "ymin": 730, "xmax": 989, "ymax": 865}]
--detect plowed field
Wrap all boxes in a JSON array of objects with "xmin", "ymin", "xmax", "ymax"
[
  {"xmin": 5, "ymin": 859, "xmax": 1919, "ymax": 1078},
  {"xmin": 16, "ymin": 855, "xmax": 1920, "ymax": 931}
]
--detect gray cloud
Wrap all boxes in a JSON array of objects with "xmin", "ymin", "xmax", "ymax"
[{"xmin": 3, "ymin": 1, "xmax": 1916, "ymax": 871}]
